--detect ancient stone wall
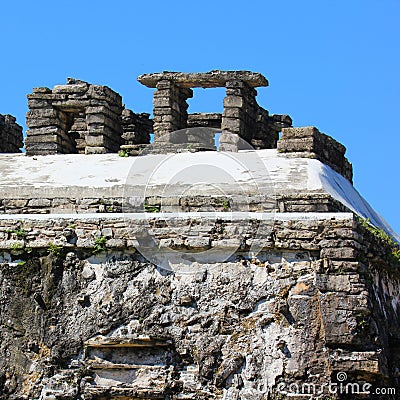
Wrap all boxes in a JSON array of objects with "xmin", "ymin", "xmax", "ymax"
[
  {"xmin": 278, "ymin": 126, "xmax": 353, "ymax": 181},
  {"xmin": 25, "ymin": 78, "xmax": 123, "ymax": 155},
  {"xmin": 0, "ymin": 213, "xmax": 398, "ymax": 398},
  {"xmin": 1, "ymin": 70, "xmax": 398, "ymax": 400},
  {"xmin": 252, "ymin": 110, "xmax": 292, "ymax": 150},
  {"xmin": 187, "ymin": 113, "xmax": 222, "ymax": 129},
  {"xmin": 0, "ymin": 114, "xmax": 23, "ymax": 153},
  {"xmin": 221, "ymin": 80, "xmax": 259, "ymax": 143},
  {"xmin": 121, "ymin": 109, "xmax": 152, "ymax": 145},
  {"xmin": 152, "ymin": 80, "xmax": 193, "ymax": 138},
  {"xmin": 0, "ymin": 193, "xmax": 347, "ymax": 215},
  {"xmin": 139, "ymin": 70, "xmax": 287, "ymax": 150}
]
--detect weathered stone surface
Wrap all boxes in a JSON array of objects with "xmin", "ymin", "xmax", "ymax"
[
  {"xmin": 138, "ymin": 70, "xmax": 290, "ymax": 148},
  {"xmin": 0, "ymin": 114, "xmax": 23, "ymax": 153},
  {"xmin": 121, "ymin": 109, "xmax": 152, "ymax": 145},
  {"xmin": 138, "ymin": 70, "xmax": 269, "ymax": 88},
  {"xmin": 278, "ymin": 126, "xmax": 353, "ymax": 181},
  {"xmin": 0, "ymin": 70, "xmax": 398, "ymax": 400},
  {"xmin": 25, "ymin": 78, "xmax": 123, "ymax": 155},
  {"xmin": 0, "ymin": 213, "xmax": 398, "ymax": 398},
  {"xmin": 187, "ymin": 113, "xmax": 222, "ymax": 129}
]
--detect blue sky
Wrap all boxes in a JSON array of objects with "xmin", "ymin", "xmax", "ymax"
[{"xmin": 1, "ymin": 0, "xmax": 399, "ymax": 233}]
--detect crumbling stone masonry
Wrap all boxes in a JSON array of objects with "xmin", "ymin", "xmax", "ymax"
[
  {"xmin": 187, "ymin": 112, "xmax": 222, "ymax": 129},
  {"xmin": 0, "ymin": 70, "xmax": 398, "ymax": 399},
  {"xmin": 253, "ymin": 111, "xmax": 292, "ymax": 150},
  {"xmin": 121, "ymin": 109, "xmax": 153, "ymax": 146},
  {"xmin": 278, "ymin": 126, "xmax": 353, "ymax": 182},
  {"xmin": 138, "ymin": 70, "xmax": 289, "ymax": 150},
  {"xmin": 25, "ymin": 78, "xmax": 124, "ymax": 155},
  {"xmin": 0, "ymin": 214, "xmax": 399, "ymax": 399},
  {"xmin": 0, "ymin": 114, "xmax": 23, "ymax": 153}
]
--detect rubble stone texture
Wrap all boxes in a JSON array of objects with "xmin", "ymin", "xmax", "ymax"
[
  {"xmin": 0, "ymin": 114, "xmax": 23, "ymax": 153},
  {"xmin": 0, "ymin": 213, "xmax": 399, "ymax": 399}
]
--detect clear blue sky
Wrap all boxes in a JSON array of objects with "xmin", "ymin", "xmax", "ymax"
[{"xmin": 1, "ymin": 0, "xmax": 399, "ymax": 233}]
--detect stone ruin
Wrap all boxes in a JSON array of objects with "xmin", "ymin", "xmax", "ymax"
[
  {"xmin": 3, "ymin": 70, "xmax": 354, "ymax": 183},
  {"xmin": 25, "ymin": 78, "xmax": 124, "ymax": 155},
  {"xmin": 137, "ymin": 70, "xmax": 292, "ymax": 152},
  {"xmin": 0, "ymin": 114, "xmax": 23, "ymax": 153},
  {"xmin": 0, "ymin": 70, "xmax": 399, "ymax": 399}
]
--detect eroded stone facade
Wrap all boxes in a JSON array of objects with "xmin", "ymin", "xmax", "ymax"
[
  {"xmin": 0, "ymin": 70, "xmax": 398, "ymax": 400},
  {"xmin": 0, "ymin": 214, "xmax": 398, "ymax": 399}
]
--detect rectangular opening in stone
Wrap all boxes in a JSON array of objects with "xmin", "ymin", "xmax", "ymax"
[
  {"xmin": 52, "ymin": 107, "xmax": 86, "ymax": 154},
  {"xmin": 83, "ymin": 337, "xmax": 173, "ymax": 392},
  {"xmin": 86, "ymin": 345, "xmax": 170, "ymax": 367},
  {"xmin": 66, "ymin": 111, "xmax": 87, "ymax": 154}
]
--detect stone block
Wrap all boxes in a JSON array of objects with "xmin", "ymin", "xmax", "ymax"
[
  {"xmin": 53, "ymin": 84, "xmax": 89, "ymax": 94},
  {"xmin": 101, "ymin": 228, "xmax": 113, "ymax": 238},
  {"xmin": 26, "ymin": 116, "xmax": 63, "ymax": 128},
  {"xmin": 26, "ymin": 109, "xmax": 59, "ymax": 118},
  {"xmin": 221, "ymin": 118, "xmax": 243, "ymax": 133},
  {"xmin": 25, "ymin": 142, "xmax": 62, "ymax": 155},
  {"xmin": 85, "ymin": 147, "xmax": 107, "ymax": 154},
  {"xmin": 320, "ymin": 247, "xmax": 358, "ymax": 259},
  {"xmin": 281, "ymin": 126, "xmax": 318, "ymax": 139},
  {"xmin": 85, "ymin": 135, "xmax": 106, "ymax": 147},
  {"xmin": 24, "ymin": 135, "xmax": 62, "ymax": 144},
  {"xmin": 27, "ymin": 198, "xmax": 52, "ymax": 207},
  {"xmin": 223, "ymin": 96, "xmax": 244, "ymax": 108},
  {"xmin": 153, "ymin": 97, "xmax": 173, "ymax": 108},
  {"xmin": 277, "ymin": 137, "xmax": 315, "ymax": 153},
  {"xmin": 184, "ymin": 237, "xmax": 210, "ymax": 248},
  {"xmin": 219, "ymin": 132, "xmax": 240, "ymax": 145},
  {"xmin": 33, "ymin": 87, "xmax": 52, "ymax": 93},
  {"xmin": 219, "ymin": 143, "xmax": 238, "ymax": 152},
  {"xmin": 222, "ymin": 107, "xmax": 243, "ymax": 119},
  {"xmin": 25, "ymin": 126, "xmax": 62, "ymax": 136}
]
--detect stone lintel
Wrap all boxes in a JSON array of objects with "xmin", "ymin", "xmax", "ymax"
[
  {"xmin": 85, "ymin": 336, "xmax": 170, "ymax": 348},
  {"xmin": 138, "ymin": 70, "xmax": 269, "ymax": 88}
]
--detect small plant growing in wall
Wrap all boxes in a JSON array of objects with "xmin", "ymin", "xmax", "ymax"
[
  {"xmin": 93, "ymin": 237, "xmax": 107, "ymax": 254},
  {"xmin": 12, "ymin": 242, "xmax": 23, "ymax": 251},
  {"xmin": 144, "ymin": 203, "xmax": 160, "ymax": 213},
  {"xmin": 357, "ymin": 217, "xmax": 400, "ymax": 265},
  {"xmin": 47, "ymin": 243, "xmax": 63, "ymax": 257},
  {"xmin": 13, "ymin": 228, "xmax": 27, "ymax": 239},
  {"xmin": 118, "ymin": 149, "xmax": 129, "ymax": 157},
  {"xmin": 222, "ymin": 200, "xmax": 230, "ymax": 210}
]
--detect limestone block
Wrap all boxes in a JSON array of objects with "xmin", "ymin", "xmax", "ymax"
[
  {"xmin": 53, "ymin": 84, "xmax": 89, "ymax": 94},
  {"xmin": 223, "ymin": 96, "xmax": 244, "ymax": 108},
  {"xmin": 26, "ymin": 116, "xmax": 63, "ymax": 128},
  {"xmin": 26, "ymin": 126, "xmax": 63, "ymax": 136},
  {"xmin": 184, "ymin": 237, "xmax": 210, "ymax": 248},
  {"xmin": 85, "ymin": 146, "xmax": 107, "ymax": 154},
  {"xmin": 222, "ymin": 107, "xmax": 243, "ymax": 119},
  {"xmin": 138, "ymin": 70, "xmax": 269, "ymax": 88},
  {"xmin": 27, "ymin": 198, "xmax": 51, "ymax": 207},
  {"xmin": 221, "ymin": 118, "xmax": 243, "ymax": 134}
]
